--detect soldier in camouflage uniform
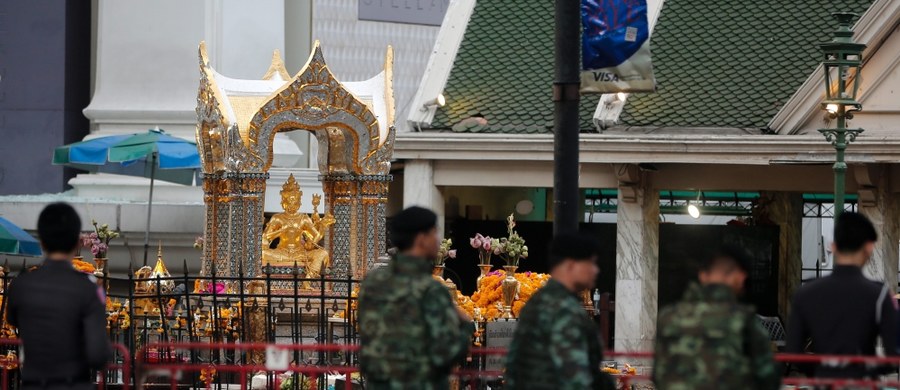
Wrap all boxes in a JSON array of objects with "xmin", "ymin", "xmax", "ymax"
[
  {"xmin": 505, "ymin": 234, "xmax": 615, "ymax": 390},
  {"xmin": 653, "ymin": 245, "xmax": 780, "ymax": 390},
  {"xmin": 358, "ymin": 207, "xmax": 474, "ymax": 389}
]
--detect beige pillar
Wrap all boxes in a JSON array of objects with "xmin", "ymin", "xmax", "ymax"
[
  {"xmin": 765, "ymin": 192, "xmax": 803, "ymax": 321},
  {"xmin": 614, "ymin": 167, "xmax": 659, "ymax": 352},
  {"xmin": 402, "ymin": 159, "xmax": 445, "ymax": 236}
]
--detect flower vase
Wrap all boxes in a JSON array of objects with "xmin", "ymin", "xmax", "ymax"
[
  {"xmin": 476, "ymin": 264, "xmax": 493, "ymax": 290},
  {"xmin": 500, "ymin": 265, "xmax": 519, "ymax": 319},
  {"xmin": 93, "ymin": 257, "xmax": 107, "ymax": 277},
  {"xmin": 432, "ymin": 265, "xmax": 445, "ymax": 280}
]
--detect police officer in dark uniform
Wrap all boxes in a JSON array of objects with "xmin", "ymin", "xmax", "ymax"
[
  {"xmin": 6, "ymin": 203, "xmax": 111, "ymax": 389},
  {"xmin": 786, "ymin": 211, "xmax": 898, "ymax": 378}
]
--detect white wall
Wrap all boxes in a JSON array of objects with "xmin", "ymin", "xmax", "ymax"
[{"xmin": 312, "ymin": 0, "xmax": 440, "ymax": 133}]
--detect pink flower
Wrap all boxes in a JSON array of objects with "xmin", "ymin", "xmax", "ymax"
[
  {"xmin": 202, "ymin": 282, "xmax": 227, "ymax": 295},
  {"xmin": 89, "ymin": 232, "xmax": 99, "ymax": 240},
  {"xmin": 91, "ymin": 246, "xmax": 100, "ymax": 256},
  {"xmin": 80, "ymin": 234, "xmax": 93, "ymax": 248},
  {"xmin": 482, "ymin": 239, "xmax": 492, "ymax": 251},
  {"xmin": 470, "ymin": 237, "xmax": 481, "ymax": 249},
  {"xmin": 448, "ymin": 250, "xmax": 457, "ymax": 259},
  {"xmin": 98, "ymin": 243, "xmax": 108, "ymax": 253}
]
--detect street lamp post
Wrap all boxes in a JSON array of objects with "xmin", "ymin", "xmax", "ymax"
[
  {"xmin": 552, "ymin": 0, "xmax": 581, "ymax": 235},
  {"xmin": 819, "ymin": 12, "xmax": 866, "ymax": 219}
]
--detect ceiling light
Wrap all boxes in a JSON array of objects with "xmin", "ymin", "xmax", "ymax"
[{"xmin": 687, "ymin": 203, "xmax": 700, "ymax": 219}]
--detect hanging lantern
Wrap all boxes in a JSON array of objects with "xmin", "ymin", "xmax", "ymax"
[{"xmin": 820, "ymin": 13, "xmax": 866, "ymax": 115}]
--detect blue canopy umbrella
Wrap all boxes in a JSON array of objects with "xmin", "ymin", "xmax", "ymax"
[
  {"xmin": 0, "ymin": 217, "xmax": 41, "ymax": 257},
  {"xmin": 53, "ymin": 128, "xmax": 201, "ymax": 265}
]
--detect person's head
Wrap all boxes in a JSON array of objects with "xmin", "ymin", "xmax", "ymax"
[
  {"xmin": 832, "ymin": 212, "xmax": 877, "ymax": 266},
  {"xmin": 548, "ymin": 233, "xmax": 601, "ymax": 292},
  {"xmin": 698, "ymin": 244, "xmax": 752, "ymax": 295},
  {"xmin": 389, "ymin": 206, "xmax": 439, "ymax": 260},
  {"xmin": 37, "ymin": 202, "xmax": 82, "ymax": 258},
  {"xmin": 280, "ymin": 175, "xmax": 301, "ymax": 214}
]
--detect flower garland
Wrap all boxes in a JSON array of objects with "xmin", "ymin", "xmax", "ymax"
[
  {"xmin": 0, "ymin": 297, "xmax": 15, "ymax": 339},
  {"xmin": 72, "ymin": 258, "xmax": 96, "ymax": 274},
  {"xmin": 464, "ymin": 271, "xmax": 550, "ymax": 321},
  {"xmin": 200, "ymin": 365, "xmax": 216, "ymax": 388}
]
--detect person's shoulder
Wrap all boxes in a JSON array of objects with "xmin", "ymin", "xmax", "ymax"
[
  {"xmin": 657, "ymin": 301, "xmax": 697, "ymax": 327},
  {"xmin": 519, "ymin": 285, "xmax": 558, "ymax": 313},
  {"xmin": 658, "ymin": 303, "xmax": 678, "ymax": 321},
  {"xmin": 67, "ymin": 268, "xmax": 99, "ymax": 286},
  {"xmin": 794, "ymin": 277, "xmax": 828, "ymax": 297},
  {"xmin": 421, "ymin": 277, "xmax": 451, "ymax": 297},
  {"xmin": 360, "ymin": 267, "xmax": 393, "ymax": 289}
]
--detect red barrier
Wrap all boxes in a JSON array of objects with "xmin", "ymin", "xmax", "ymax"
[
  {"xmin": 0, "ymin": 338, "xmax": 131, "ymax": 390},
  {"xmin": 136, "ymin": 342, "xmax": 361, "ymax": 390},
  {"xmin": 135, "ymin": 343, "xmax": 900, "ymax": 390}
]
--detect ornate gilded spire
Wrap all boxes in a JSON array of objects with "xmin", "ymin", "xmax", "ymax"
[
  {"xmin": 281, "ymin": 174, "xmax": 301, "ymax": 197},
  {"xmin": 152, "ymin": 241, "xmax": 171, "ymax": 278}
]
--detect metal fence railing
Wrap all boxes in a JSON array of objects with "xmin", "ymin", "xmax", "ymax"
[{"xmin": 0, "ymin": 261, "xmax": 361, "ymax": 389}]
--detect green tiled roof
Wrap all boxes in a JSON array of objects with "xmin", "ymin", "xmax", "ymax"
[{"xmin": 431, "ymin": 0, "xmax": 873, "ymax": 133}]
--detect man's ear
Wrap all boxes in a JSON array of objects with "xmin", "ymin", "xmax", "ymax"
[{"xmin": 865, "ymin": 241, "xmax": 876, "ymax": 257}]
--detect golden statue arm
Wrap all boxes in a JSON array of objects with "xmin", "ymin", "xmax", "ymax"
[{"xmin": 262, "ymin": 219, "xmax": 284, "ymax": 243}]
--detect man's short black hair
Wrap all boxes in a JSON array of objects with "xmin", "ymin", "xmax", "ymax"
[
  {"xmin": 37, "ymin": 202, "xmax": 82, "ymax": 254},
  {"xmin": 548, "ymin": 233, "xmax": 600, "ymax": 269},
  {"xmin": 389, "ymin": 207, "xmax": 437, "ymax": 251},
  {"xmin": 700, "ymin": 244, "xmax": 752, "ymax": 274},
  {"xmin": 833, "ymin": 211, "xmax": 877, "ymax": 253}
]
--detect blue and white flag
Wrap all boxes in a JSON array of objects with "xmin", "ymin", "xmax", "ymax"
[{"xmin": 581, "ymin": 0, "xmax": 656, "ymax": 93}]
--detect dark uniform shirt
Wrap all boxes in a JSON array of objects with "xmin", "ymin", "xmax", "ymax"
[
  {"xmin": 653, "ymin": 282, "xmax": 780, "ymax": 390},
  {"xmin": 358, "ymin": 254, "xmax": 473, "ymax": 390},
  {"xmin": 6, "ymin": 259, "xmax": 111, "ymax": 386},
  {"xmin": 786, "ymin": 265, "xmax": 898, "ymax": 378},
  {"xmin": 505, "ymin": 279, "xmax": 614, "ymax": 390}
]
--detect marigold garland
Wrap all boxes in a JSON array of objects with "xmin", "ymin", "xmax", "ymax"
[
  {"xmin": 72, "ymin": 258, "xmax": 96, "ymax": 274},
  {"xmin": 200, "ymin": 365, "xmax": 216, "ymax": 388},
  {"xmin": 461, "ymin": 271, "xmax": 550, "ymax": 321}
]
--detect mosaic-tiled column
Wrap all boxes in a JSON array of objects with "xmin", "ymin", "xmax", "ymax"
[
  {"xmin": 321, "ymin": 175, "xmax": 359, "ymax": 287},
  {"xmin": 362, "ymin": 175, "xmax": 392, "ymax": 273},
  {"xmin": 201, "ymin": 173, "xmax": 231, "ymax": 277},
  {"xmin": 236, "ymin": 173, "xmax": 268, "ymax": 277}
]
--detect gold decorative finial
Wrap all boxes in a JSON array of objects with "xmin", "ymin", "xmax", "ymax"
[
  {"xmin": 263, "ymin": 49, "xmax": 291, "ymax": 81},
  {"xmin": 281, "ymin": 174, "xmax": 301, "ymax": 197},
  {"xmin": 158, "ymin": 241, "xmax": 163, "ymax": 259}
]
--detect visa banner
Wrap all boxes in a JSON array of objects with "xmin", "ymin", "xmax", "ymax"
[{"xmin": 581, "ymin": 0, "xmax": 656, "ymax": 93}]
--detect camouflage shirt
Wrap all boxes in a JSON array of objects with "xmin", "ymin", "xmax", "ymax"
[
  {"xmin": 358, "ymin": 254, "xmax": 473, "ymax": 390},
  {"xmin": 653, "ymin": 282, "xmax": 780, "ymax": 390},
  {"xmin": 505, "ymin": 279, "xmax": 614, "ymax": 390}
]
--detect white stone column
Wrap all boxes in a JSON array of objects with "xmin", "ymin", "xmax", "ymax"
[
  {"xmin": 858, "ymin": 166, "xmax": 899, "ymax": 289},
  {"xmin": 402, "ymin": 160, "xmax": 444, "ymax": 236},
  {"xmin": 614, "ymin": 178, "xmax": 659, "ymax": 352}
]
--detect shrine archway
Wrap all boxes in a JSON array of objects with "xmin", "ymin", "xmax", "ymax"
[{"xmin": 195, "ymin": 41, "xmax": 395, "ymax": 283}]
